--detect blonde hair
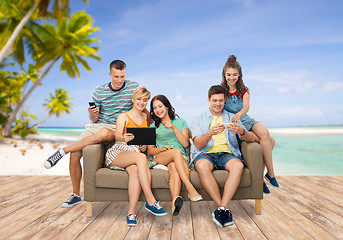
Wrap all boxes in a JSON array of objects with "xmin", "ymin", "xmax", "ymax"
[{"xmin": 132, "ymin": 86, "xmax": 151, "ymax": 100}]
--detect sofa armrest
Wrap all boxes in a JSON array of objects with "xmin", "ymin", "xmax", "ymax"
[
  {"xmin": 241, "ymin": 142, "xmax": 264, "ymax": 197},
  {"xmin": 83, "ymin": 144, "xmax": 105, "ymax": 201}
]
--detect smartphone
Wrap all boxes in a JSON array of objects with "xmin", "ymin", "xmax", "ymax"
[{"xmin": 88, "ymin": 102, "xmax": 96, "ymax": 109}]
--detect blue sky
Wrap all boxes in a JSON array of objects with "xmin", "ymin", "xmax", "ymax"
[{"xmin": 26, "ymin": 0, "xmax": 343, "ymax": 127}]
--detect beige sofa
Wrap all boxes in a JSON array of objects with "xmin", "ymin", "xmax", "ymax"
[{"xmin": 83, "ymin": 141, "xmax": 264, "ymax": 217}]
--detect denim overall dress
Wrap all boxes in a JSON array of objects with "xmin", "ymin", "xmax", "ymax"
[{"xmin": 224, "ymin": 91, "xmax": 257, "ymax": 131}]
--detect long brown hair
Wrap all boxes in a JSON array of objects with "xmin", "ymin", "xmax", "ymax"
[{"xmin": 220, "ymin": 55, "xmax": 248, "ymax": 100}]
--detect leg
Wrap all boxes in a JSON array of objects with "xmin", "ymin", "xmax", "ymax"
[
  {"xmin": 156, "ymin": 149, "xmax": 200, "ymax": 198},
  {"xmin": 111, "ymin": 152, "xmax": 157, "ymax": 205},
  {"xmin": 86, "ymin": 202, "xmax": 92, "ymax": 217},
  {"xmin": 252, "ymin": 122, "xmax": 276, "ymax": 178},
  {"xmin": 69, "ymin": 150, "xmax": 83, "ymax": 196},
  {"xmin": 167, "ymin": 162, "xmax": 182, "ymax": 200},
  {"xmin": 255, "ymin": 199, "xmax": 262, "ymax": 215},
  {"xmin": 126, "ymin": 165, "xmax": 142, "ymax": 215},
  {"xmin": 64, "ymin": 128, "xmax": 114, "ymax": 154},
  {"xmin": 195, "ymin": 159, "xmax": 221, "ymax": 206},
  {"xmin": 220, "ymin": 158, "xmax": 244, "ymax": 208}
]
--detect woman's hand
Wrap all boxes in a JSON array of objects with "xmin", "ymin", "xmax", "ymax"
[
  {"xmin": 123, "ymin": 133, "xmax": 134, "ymax": 143},
  {"xmin": 139, "ymin": 145, "xmax": 147, "ymax": 152},
  {"xmin": 163, "ymin": 120, "xmax": 175, "ymax": 130},
  {"xmin": 162, "ymin": 145, "xmax": 173, "ymax": 151},
  {"xmin": 231, "ymin": 113, "xmax": 241, "ymax": 123}
]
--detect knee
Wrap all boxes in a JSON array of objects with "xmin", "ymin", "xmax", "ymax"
[
  {"xmin": 136, "ymin": 153, "xmax": 147, "ymax": 165},
  {"xmin": 70, "ymin": 151, "xmax": 82, "ymax": 162},
  {"xmin": 127, "ymin": 165, "xmax": 138, "ymax": 178},
  {"xmin": 95, "ymin": 128, "xmax": 114, "ymax": 142},
  {"xmin": 167, "ymin": 162, "xmax": 177, "ymax": 174},
  {"xmin": 229, "ymin": 160, "xmax": 244, "ymax": 174},
  {"xmin": 171, "ymin": 149, "xmax": 183, "ymax": 158},
  {"xmin": 195, "ymin": 160, "xmax": 212, "ymax": 176}
]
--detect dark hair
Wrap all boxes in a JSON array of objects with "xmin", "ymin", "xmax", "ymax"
[
  {"xmin": 220, "ymin": 55, "xmax": 248, "ymax": 99},
  {"xmin": 109, "ymin": 60, "xmax": 126, "ymax": 71},
  {"xmin": 150, "ymin": 95, "xmax": 178, "ymax": 128},
  {"xmin": 208, "ymin": 85, "xmax": 226, "ymax": 99}
]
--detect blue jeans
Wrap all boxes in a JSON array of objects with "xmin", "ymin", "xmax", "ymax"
[{"xmin": 193, "ymin": 152, "xmax": 239, "ymax": 170}]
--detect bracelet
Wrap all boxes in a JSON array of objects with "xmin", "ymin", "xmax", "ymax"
[{"xmin": 241, "ymin": 129, "xmax": 246, "ymax": 136}]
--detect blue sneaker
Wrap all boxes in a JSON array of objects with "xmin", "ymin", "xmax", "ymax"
[
  {"xmin": 61, "ymin": 194, "xmax": 81, "ymax": 208},
  {"xmin": 223, "ymin": 209, "xmax": 234, "ymax": 227},
  {"xmin": 44, "ymin": 148, "xmax": 65, "ymax": 169},
  {"xmin": 263, "ymin": 182, "xmax": 270, "ymax": 194},
  {"xmin": 265, "ymin": 173, "xmax": 279, "ymax": 188},
  {"xmin": 212, "ymin": 206, "xmax": 226, "ymax": 228},
  {"xmin": 126, "ymin": 214, "xmax": 137, "ymax": 226},
  {"xmin": 145, "ymin": 202, "xmax": 167, "ymax": 216}
]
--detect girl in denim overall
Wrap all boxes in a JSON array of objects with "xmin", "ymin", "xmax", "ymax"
[{"xmin": 221, "ymin": 55, "xmax": 279, "ymax": 194}]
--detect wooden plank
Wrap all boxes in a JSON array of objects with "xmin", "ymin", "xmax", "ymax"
[
  {"xmin": 171, "ymin": 201, "xmax": 194, "ymax": 240},
  {"xmin": 191, "ymin": 201, "xmax": 220, "ymax": 240},
  {"xmin": 265, "ymin": 195, "xmax": 338, "ymax": 240},
  {"xmin": 0, "ymin": 184, "xmax": 73, "ymax": 239},
  {"xmin": 7, "ymin": 203, "xmax": 84, "ymax": 240},
  {"xmin": 208, "ymin": 201, "xmax": 244, "ymax": 240},
  {"xmin": 123, "ymin": 202, "xmax": 156, "ymax": 240},
  {"xmin": 275, "ymin": 177, "xmax": 343, "ymax": 238},
  {"xmin": 304, "ymin": 176, "xmax": 343, "ymax": 194},
  {"xmin": 148, "ymin": 202, "xmax": 172, "ymax": 240},
  {"xmin": 75, "ymin": 202, "xmax": 127, "ymax": 239},
  {"xmin": 0, "ymin": 179, "xmax": 71, "ymax": 226},
  {"xmin": 0, "ymin": 176, "xmax": 67, "ymax": 218},
  {"xmin": 52, "ymin": 202, "xmax": 110, "ymax": 240},
  {"xmin": 100, "ymin": 203, "xmax": 132, "ymax": 240},
  {"xmin": 240, "ymin": 199, "xmax": 297, "ymax": 240},
  {"xmin": 230, "ymin": 201, "xmax": 266, "ymax": 240}
]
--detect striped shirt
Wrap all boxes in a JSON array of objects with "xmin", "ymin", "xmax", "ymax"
[{"xmin": 92, "ymin": 80, "xmax": 139, "ymax": 124}]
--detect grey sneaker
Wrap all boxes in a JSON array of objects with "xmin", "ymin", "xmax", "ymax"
[
  {"xmin": 61, "ymin": 194, "xmax": 81, "ymax": 208},
  {"xmin": 44, "ymin": 148, "xmax": 64, "ymax": 169}
]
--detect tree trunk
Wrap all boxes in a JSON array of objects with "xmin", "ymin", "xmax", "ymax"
[
  {"xmin": 0, "ymin": 0, "xmax": 42, "ymax": 63},
  {"xmin": 32, "ymin": 114, "xmax": 52, "ymax": 128},
  {"xmin": 2, "ymin": 58, "xmax": 59, "ymax": 137}
]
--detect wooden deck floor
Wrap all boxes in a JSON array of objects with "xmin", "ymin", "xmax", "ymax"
[{"xmin": 0, "ymin": 176, "xmax": 342, "ymax": 240}]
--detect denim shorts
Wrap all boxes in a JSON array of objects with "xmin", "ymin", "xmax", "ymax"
[{"xmin": 193, "ymin": 152, "xmax": 239, "ymax": 170}]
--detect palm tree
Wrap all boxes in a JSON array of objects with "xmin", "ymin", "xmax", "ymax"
[
  {"xmin": 32, "ymin": 88, "xmax": 72, "ymax": 128},
  {"xmin": 2, "ymin": 11, "xmax": 101, "ymax": 137},
  {"xmin": 0, "ymin": 0, "xmax": 88, "ymax": 64}
]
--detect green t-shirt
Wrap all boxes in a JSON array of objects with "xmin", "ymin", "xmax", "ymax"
[{"xmin": 150, "ymin": 118, "xmax": 188, "ymax": 156}]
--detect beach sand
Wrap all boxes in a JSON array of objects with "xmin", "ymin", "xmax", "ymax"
[{"xmin": 0, "ymin": 134, "xmax": 78, "ymax": 176}]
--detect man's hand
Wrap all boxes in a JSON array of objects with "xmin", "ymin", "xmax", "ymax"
[
  {"xmin": 88, "ymin": 106, "xmax": 99, "ymax": 122},
  {"xmin": 226, "ymin": 122, "xmax": 244, "ymax": 135},
  {"xmin": 210, "ymin": 123, "xmax": 225, "ymax": 136}
]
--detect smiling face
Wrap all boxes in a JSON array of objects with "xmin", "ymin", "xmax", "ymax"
[
  {"xmin": 109, "ymin": 68, "xmax": 126, "ymax": 90},
  {"xmin": 152, "ymin": 100, "xmax": 168, "ymax": 119},
  {"xmin": 225, "ymin": 67, "xmax": 240, "ymax": 91},
  {"xmin": 208, "ymin": 93, "xmax": 225, "ymax": 116},
  {"xmin": 132, "ymin": 94, "xmax": 149, "ymax": 111}
]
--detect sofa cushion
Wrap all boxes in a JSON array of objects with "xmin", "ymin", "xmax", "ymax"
[{"xmin": 95, "ymin": 167, "xmax": 251, "ymax": 189}]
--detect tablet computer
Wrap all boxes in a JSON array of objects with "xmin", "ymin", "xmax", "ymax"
[{"xmin": 126, "ymin": 127, "xmax": 156, "ymax": 145}]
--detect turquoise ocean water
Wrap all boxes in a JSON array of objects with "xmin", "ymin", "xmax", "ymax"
[{"xmin": 37, "ymin": 126, "xmax": 343, "ymax": 175}]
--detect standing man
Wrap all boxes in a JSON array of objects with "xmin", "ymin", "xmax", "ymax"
[
  {"xmin": 44, "ymin": 60, "xmax": 139, "ymax": 208},
  {"xmin": 190, "ymin": 85, "xmax": 255, "ymax": 228}
]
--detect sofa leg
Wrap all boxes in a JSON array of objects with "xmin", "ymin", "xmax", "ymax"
[
  {"xmin": 86, "ymin": 202, "xmax": 92, "ymax": 217},
  {"xmin": 255, "ymin": 199, "xmax": 262, "ymax": 215}
]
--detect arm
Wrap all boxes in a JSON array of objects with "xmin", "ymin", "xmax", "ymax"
[
  {"xmin": 114, "ymin": 113, "xmax": 134, "ymax": 143},
  {"xmin": 231, "ymin": 91, "xmax": 250, "ymax": 122},
  {"xmin": 164, "ymin": 120, "xmax": 189, "ymax": 148}
]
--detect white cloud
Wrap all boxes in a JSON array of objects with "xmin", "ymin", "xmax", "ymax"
[
  {"xmin": 277, "ymin": 87, "xmax": 291, "ymax": 94},
  {"xmin": 273, "ymin": 106, "xmax": 323, "ymax": 118},
  {"xmin": 175, "ymin": 88, "xmax": 187, "ymax": 105}
]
